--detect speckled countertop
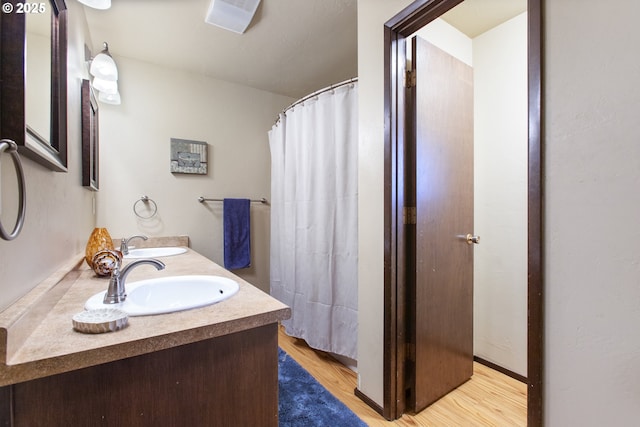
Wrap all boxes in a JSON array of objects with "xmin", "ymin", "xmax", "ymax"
[{"xmin": 0, "ymin": 248, "xmax": 290, "ymax": 386}]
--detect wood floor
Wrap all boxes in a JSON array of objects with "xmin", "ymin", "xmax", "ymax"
[{"xmin": 278, "ymin": 326, "xmax": 527, "ymax": 426}]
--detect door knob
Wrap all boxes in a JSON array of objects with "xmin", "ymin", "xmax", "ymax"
[{"xmin": 466, "ymin": 234, "xmax": 480, "ymax": 245}]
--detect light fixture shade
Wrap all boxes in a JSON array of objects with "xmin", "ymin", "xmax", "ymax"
[
  {"xmin": 77, "ymin": 0, "xmax": 111, "ymax": 10},
  {"xmin": 92, "ymin": 77, "xmax": 118, "ymax": 94},
  {"xmin": 205, "ymin": 0, "xmax": 261, "ymax": 34},
  {"xmin": 90, "ymin": 51, "xmax": 118, "ymax": 81},
  {"xmin": 98, "ymin": 90, "xmax": 121, "ymax": 105}
]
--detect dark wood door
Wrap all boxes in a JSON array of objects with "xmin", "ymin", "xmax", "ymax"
[{"xmin": 408, "ymin": 36, "xmax": 475, "ymax": 412}]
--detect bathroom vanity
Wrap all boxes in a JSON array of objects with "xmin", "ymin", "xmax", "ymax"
[{"xmin": 0, "ymin": 247, "xmax": 290, "ymax": 426}]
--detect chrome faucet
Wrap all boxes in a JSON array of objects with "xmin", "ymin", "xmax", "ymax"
[
  {"xmin": 120, "ymin": 235, "xmax": 148, "ymax": 255},
  {"xmin": 103, "ymin": 258, "xmax": 165, "ymax": 304}
]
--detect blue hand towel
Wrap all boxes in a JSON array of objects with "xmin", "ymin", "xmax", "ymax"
[{"xmin": 223, "ymin": 198, "xmax": 251, "ymax": 270}]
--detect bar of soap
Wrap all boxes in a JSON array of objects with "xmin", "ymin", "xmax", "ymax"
[{"xmin": 72, "ymin": 308, "xmax": 129, "ymax": 334}]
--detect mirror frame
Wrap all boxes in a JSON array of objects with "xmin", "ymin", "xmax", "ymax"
[
  {"xmin": 0, "ymin": 0, "xmax": 68, "ymax": 172},
  {"xmin": 81, "ymin": 79, "xmax": 99, "ymax": 190}
]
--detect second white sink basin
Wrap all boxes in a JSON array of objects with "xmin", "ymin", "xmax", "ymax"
[
  {"xmin": 124, "ymin": 247, "xmax": 187, "ymax": 259},
  {"xmin": 85, "ymin": 275, "xmax": 239, "ymax": 316}
]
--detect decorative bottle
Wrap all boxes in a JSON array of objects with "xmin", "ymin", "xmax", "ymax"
[{"xmin": 85, "ymin": 227, "xmax": 114, "ymax": 267}]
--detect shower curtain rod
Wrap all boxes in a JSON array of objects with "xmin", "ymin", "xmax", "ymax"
[{"xmin": 274, "ymin": 77, "xmax": 358, "ymax": 124}]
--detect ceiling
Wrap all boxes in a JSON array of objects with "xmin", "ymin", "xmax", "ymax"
[
  {"xmin": 82, "ymin": 0, "xmax": 526, "ymax": 100},
  {"xmin": 441, "ymin": 0, "xmax": 527, "ymax": 38}
]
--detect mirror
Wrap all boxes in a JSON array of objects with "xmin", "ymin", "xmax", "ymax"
[
  {"xmin": 26, "ymin": 5, "xmax": 52, "ymax": 144},
  {"xmin": 0, "ymin": 0, "xmax": 68, "ymax": 172}
]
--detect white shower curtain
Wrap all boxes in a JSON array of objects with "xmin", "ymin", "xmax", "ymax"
[{"xmin": 268, "ymin": 81, "xmax": 358, "ymax": 360}]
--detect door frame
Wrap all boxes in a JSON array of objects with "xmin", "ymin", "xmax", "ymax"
[{"xmin": 382, "ymin": 0, "xmax": 543, "ymax": 425}]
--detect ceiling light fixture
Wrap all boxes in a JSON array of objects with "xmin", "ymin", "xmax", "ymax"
[
  {"xmin": 77, "ymin": 0, "xmax": 111, "ymax": 10},
  {"xmin": 89, "ymin": 42, "xmax": 121, "ymax": 105},
  {"xmin": 205, "ymin": 0, "xmax": 261, "ymax": 34}
]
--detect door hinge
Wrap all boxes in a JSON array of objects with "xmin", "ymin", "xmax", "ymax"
[
  {"xmin": 404, "ymin": 69, "xmax": 416, "ymax": 88},
  {"xmin": 403, "ymin": 206, "xmax": 417, "ymax": 225}
]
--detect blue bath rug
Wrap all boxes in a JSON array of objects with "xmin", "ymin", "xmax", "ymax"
[{"xmin": 278, "ymin": 348, "xmax": 368, "ymax": 427}]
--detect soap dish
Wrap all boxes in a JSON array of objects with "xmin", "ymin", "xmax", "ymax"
[{"xmin": 72, "ymin": 308, "xmax": 129, "ymax": 334}]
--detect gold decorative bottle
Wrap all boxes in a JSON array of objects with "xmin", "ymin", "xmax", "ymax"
[{"xmin": 85, "ymin": 227, "xmax": 114, "ymax": 267}]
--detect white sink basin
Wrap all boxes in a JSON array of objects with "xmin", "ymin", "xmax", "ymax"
[
  {"xmin": 124, "ymin": 247, "xmax": 187, "ymax": 259},
  {"xmin": 85, "ymin": 275, "xmax": 239, "ymax": 316}
]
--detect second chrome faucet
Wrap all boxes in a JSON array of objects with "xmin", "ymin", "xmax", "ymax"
[{"xmin": 120, "ymin": 235, "xmax": 148, "ymax": 255}]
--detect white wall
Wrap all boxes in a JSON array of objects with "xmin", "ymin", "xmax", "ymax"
[
  {"xmin": 473, "ymin": 13, "xmax": 528, "ymax": 377},
  {"xmin": 95, "ymin": 57, "xmax": 293, "ymax": 292},
  {"xmin": 0, "ymin": 2, "xmax": 95, "ymax": 311},
  {"xmin": 544, "ymin": 0, "xmax": 640, "ymax": 424}
]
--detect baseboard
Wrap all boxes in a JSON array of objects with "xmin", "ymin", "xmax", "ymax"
[
  {"xmin": 354, "ymin": 387, "xmax": 384, "ymax": 417},
  {"xmin": 473, "ymin": 356, "xmax": 527, "ymax": 384}
]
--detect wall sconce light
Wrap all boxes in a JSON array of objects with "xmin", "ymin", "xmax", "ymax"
[
  {"xmin": 89, "ymin": 42, "xmax": 121, "ymax": 105},
  {"xmin": 98, "ymin": 91, "xmax": 121, "ymax": 104},
  {"xmin": 77, "ymin": 0, "xmax": 111, "ymax": 9}
]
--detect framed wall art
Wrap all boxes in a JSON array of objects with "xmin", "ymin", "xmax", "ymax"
[{"xmin": 170, "ymin": 138, "xmax": 208, "ymax": 175}]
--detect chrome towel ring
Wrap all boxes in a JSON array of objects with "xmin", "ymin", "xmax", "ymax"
[
  {"xmin": 0, "ymin": 139, "xmax": 26, "ymax": 241},
  {"xmin": 133, "ymin": 195, "xmax": 157, "ymax": 219}
]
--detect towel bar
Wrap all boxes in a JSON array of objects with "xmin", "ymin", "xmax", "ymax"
[{"xmin": 198, "ymin": 197, "xmax": 268, "ymax": 204}]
